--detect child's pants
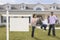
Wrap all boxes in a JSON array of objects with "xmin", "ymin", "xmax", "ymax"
[{"xmin": 41, "ymin": 24, "xmax": 47, "ymax": 30}]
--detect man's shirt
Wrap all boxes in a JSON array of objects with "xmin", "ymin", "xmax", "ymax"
[{"xmin": 49, "ymin": 15, "xmax": 57, "ymax": 24}]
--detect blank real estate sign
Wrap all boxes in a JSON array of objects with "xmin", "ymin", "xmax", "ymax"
[{"xmin": 10, "ymin": 17, "xmax": 29, "ymax": 31}]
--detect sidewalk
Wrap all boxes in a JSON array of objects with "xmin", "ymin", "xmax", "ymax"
[{"xmin": 36, "ymin": 26, "xmax": 60, "ymax": 29}]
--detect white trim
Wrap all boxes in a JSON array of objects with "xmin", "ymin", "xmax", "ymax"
[{"xmin": 2, "ymin": 14, "xmax": 32, "ymax": 16}]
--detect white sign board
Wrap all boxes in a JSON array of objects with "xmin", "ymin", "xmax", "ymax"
[{"xmin": 10, "ymin": 18, "xmax": 29, "ymax": 31}]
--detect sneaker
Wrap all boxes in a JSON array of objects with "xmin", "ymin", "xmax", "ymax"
[{"xmin": 48, "ymin": 34, "xmax": 51, "ymax": 36}]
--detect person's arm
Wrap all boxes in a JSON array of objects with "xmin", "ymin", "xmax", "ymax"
[
  {"xmin": 55, "ymin": 16, "xmax": 58, "ymax": 23},
  {"xmin": 47, "ymin": 16, "xmax": 49, "ymax": 23}
]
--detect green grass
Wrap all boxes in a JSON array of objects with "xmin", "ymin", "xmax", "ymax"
[
  {"xmin": 0, "ymin": 26, "xmax": 60, "ymax": 40},
  {"xmin": 0, "ymin": 26, "xmax": 6, "ymax": 40},
  {"xmin": 55, "ymin": 24, "xmax": 60, "ymax": 27},
  {"xmin": 9, "ymin": 27, "xmax": 60, "ymax": 40}
]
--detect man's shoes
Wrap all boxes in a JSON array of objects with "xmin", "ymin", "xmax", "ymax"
[
  {"xmin": 31, "ymin": 35, "xmax": 34, "ymax": 38},
  {"xmin": 53, "ymin": 35, "xmax": 56, "ymax": 36},
  {"xmin": 48, "ymin": 34, "xmax": 51, "ymax": 36}
]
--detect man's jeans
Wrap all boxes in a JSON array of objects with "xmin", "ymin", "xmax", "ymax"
[{"xmin": 48, "ymin": 24, "xmax": 56, "ymax": 36}]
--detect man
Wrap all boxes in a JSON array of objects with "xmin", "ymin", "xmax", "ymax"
[
  {"xmin": 48, "ymin": 12, "xmax": 58, "ymax": 36},
  {"xmin": 36, "ymin": 17, "xmax": 42, "ymax": 26}
]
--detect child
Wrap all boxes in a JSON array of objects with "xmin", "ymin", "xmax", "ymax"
[{"xmin": 41, "ymin": 16, "xmax": 48, "ymax": 30}]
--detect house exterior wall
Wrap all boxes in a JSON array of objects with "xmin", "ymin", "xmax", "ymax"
[{"xmin": 0, "ymin": 4, "xmax": 60, "ymax": 25}]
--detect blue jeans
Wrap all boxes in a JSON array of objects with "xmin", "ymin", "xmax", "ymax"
[
  {"xmin": 41, "ymin": 24, "xmax": 47, "ymax": 30},
  {"xmin": 48, "ymin": 24, "xmax": 56, "ymax": 36}
]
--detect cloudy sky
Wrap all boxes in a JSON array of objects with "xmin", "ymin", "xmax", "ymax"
[{"xmin": 0, "ymin": 0, "xmax": 60, "ymax": 4}]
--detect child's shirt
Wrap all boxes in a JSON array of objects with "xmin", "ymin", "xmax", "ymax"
[{"xmin": 42, "ymin": 19, "xmax": 48, "ymax": 25}]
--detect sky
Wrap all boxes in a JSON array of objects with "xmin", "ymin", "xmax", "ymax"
[{"xmin": 0, "ymin": 0, "xmax": 60, "ymax": 4}]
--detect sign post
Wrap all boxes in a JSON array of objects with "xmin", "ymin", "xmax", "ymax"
[{"xmin": 6, "ymin": 6, "xmax": 9, "ymax": 40}]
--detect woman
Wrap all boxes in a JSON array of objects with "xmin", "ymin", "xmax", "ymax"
[{"xmin": 31, "ymin": 14, "xmax": 37, "ymax": 37}]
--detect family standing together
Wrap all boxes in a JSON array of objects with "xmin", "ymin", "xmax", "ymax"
[{"xmin": 31, "ymin": 12, "xmax": 58, "ymax": 37}]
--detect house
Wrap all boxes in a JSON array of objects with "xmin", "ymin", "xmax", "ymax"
[{"xmin": 0, "ymin": 3, "xmax": 60, "ymax": 25}]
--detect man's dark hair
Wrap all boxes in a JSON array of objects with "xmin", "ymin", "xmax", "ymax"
[
  {"xmin": 51, "ymin": 12, "xmax": 53, "ymax": 13},
  {"xmin": 51, "ymin": 12, "xmax": 54, "ymax": 15}
]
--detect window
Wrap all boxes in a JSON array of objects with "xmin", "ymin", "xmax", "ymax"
[
  {"xmin": 56, "ymin": 7, "xmax": 60, "ymax": 10},
  {"xmin": 36, "ymin": 8, "xmax": 42, "ymax": 10},
  {"xmin": 50, "ymin": 6, "xmax": 56, "ymax": 10},
  {"xmin": 26, "ymin": 6, "xmax": 29, "ymax": 9},
  {"xmin": 0, "ymin": 7, "xmax": 3, "ymax": 10},
  {"xmin": 1, "ymin": 16, "xmax": 6, "ymax": 23},
  {"xmin": 29, "ymin": 16, "xmax": 31, "ymax": 23},
  {"xmin": 51, "ymin": 6, "xmax": 56, "ymax": 9},
  {"xmin": 34, "ymin": 6, "xmax": 44, "ymax": 11},
  {"xmin": 53, "ymin": 6, "xmax": 55, "ymax": 9},
  {"xmin": 1, "ymin": 16, "xmax": 3, "ymax": 23},
  {"xmin": 3, "ymin": 16, "xmax": 6, "ymax": 23},
  {"xmin": 11, "ymin": 7, "xmax": 16, "ymax": 9}
]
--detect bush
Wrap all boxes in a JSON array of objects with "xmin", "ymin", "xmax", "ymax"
[{"xmin": 0, "ymin": 25, "xmax": 6, "ymax": 27}]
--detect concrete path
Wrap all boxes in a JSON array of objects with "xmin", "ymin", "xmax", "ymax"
[{"xmin": 36, "ymin": 26, "xmax": 60, "ymax": 29}]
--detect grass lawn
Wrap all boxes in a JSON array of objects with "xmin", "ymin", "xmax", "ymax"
[
  {"xmin": 9, "ymin": 27, "xmax": 60, "ymax": 40},
  {"xmin": 0, "ymin": 27, "xmax": 6, "ymax": 40},
  {"xmin": 0, "ymin": 26, "xmax": 60, "ymax": 40}
]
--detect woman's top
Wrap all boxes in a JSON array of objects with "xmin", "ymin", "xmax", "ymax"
[{"xmin": 31, "ymin": 18, "xmax": 38, "ymax": 26}]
